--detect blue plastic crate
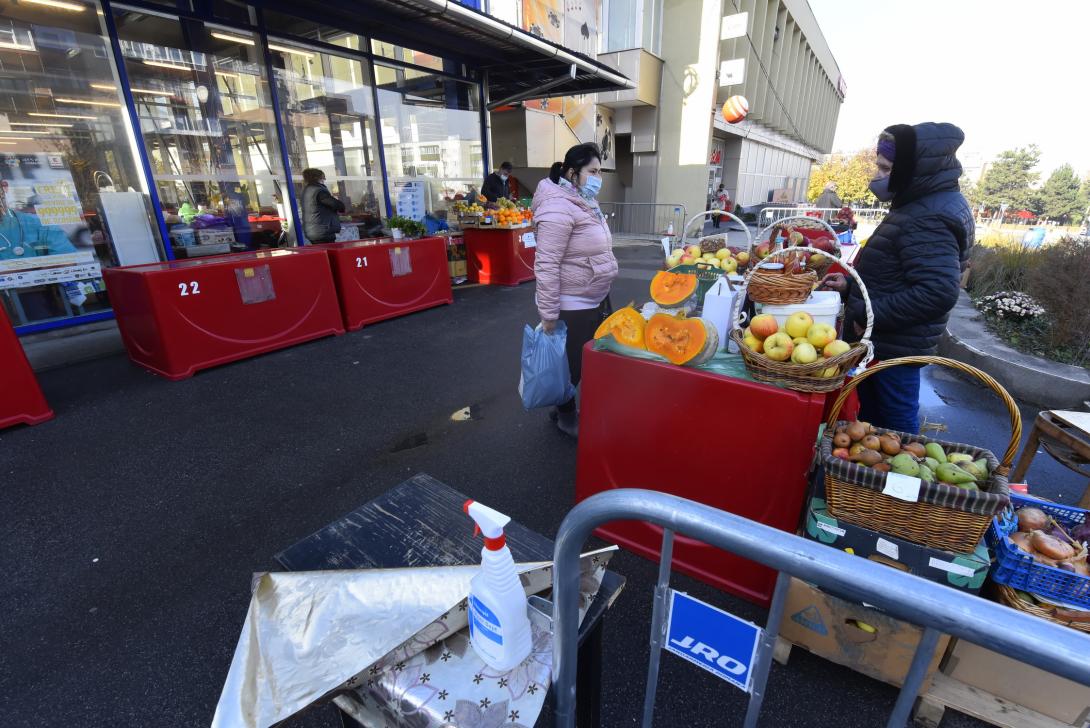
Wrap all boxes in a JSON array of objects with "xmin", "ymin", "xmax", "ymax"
[{"xmin": 986, "ymin": 493, "xmax": 1089, "ymax": 608}]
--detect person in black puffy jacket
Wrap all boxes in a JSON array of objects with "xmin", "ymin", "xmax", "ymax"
[{"xmin": 820, "ymin": 122, "xmax": 974, "ymax": 434}]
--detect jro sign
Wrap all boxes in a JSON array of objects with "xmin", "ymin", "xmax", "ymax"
[{"xmin": 664, "ymin": 590, "xmax": 761, "ymax": 692}]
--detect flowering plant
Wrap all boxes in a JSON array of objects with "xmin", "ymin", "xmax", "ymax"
[{"xmin": 975, "ymin": 291, "xmax": 1046, "ymax": 321}]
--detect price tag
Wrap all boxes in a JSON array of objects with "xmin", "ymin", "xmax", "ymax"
[
  {"xmin": 928, "ymin": 557, "xmax": 976, "ymax": 578},
  {"xmin": 521, "ymin": 232, "xmax": 536, "ymax": 248},
  {"xmin": 875, "ymin": 538, "xmax": 900, "ymax": 561},
  {"xmin": 816, "ymin": 521, "xmax": 845, "ymax": 537},
  {"xmin": 882, "ymin": 472, "xmax": 922, "ymax": 503}
]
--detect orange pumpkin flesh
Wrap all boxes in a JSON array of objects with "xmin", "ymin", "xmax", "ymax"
[
  {"xmin": 649, "ymin": 271, "xmax": 698, "ymax": 306},
  {"xmin": 644, "ymin": 314, "xmax": 718, "ymax": 366},
  {"xmin": 594, "ymin": 307, "xmax": 647, "ymax": 349}
]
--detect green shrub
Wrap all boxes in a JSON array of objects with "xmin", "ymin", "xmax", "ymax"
[
  {"xmin": 1024, "ymin": 238, "xmax": 1090, "ymax": 354},
  {"xmin": 967, "ymin": 244, "xmax": 1043, "ymax": 298},
  {"xmin": 968, "ymin": 236, "xmax": 1090, "ymax": 367}
]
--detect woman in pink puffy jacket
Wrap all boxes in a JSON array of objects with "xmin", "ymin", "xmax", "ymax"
[{"xmin": 532, "ymin": 142, "xmax": 619, "ymax": 438}]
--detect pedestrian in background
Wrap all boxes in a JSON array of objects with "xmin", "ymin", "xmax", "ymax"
[
  {"xmin": 300, "ymin": 168, "xmax": 345, "ymax": 243},
  {"xmin": 482, "ymin": 161, "xmax": 514, "ymax": 202},
  {"xmin": 816, "ymin": 181, "xmax": 842, "ymax": 210},
  {"xmin": 819, "ymin": 122, "xmax": 974, "ymax": 433},
  {"xmin": 711, "ymin": 184, "xmax": 730, "ymax": 228},
  {"xmin": 532, "ymin": 142, "xmax": 618, "ymax": 438}
]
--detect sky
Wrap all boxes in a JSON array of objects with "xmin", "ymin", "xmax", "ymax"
[{"xmin": 807, "ymin": 0, "xmax": 1090, "ymax": 181}]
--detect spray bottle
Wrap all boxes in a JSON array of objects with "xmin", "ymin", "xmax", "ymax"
[{"xmin": 463, "ymin": 499, "xmax": 533, "ymax": 671}]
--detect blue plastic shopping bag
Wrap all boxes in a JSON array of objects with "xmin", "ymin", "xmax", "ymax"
[{"xmin": 519, "ymin": 321, "xmax": 576, "ymax": 409}]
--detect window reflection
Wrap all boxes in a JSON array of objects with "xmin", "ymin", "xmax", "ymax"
[
  {"xmin": 0, "ymin": 0, "xmax": 161, "ymax": 328},
  {"xmin": 374, "ymin": 63, "xmax": 483, "ymax": 219},
  {"xmin": 113, "ymin": 11, "xmax": 294, "ymax": 254},
  {"xmin": 271, "ymin": 41, "xmax": 386, "ymax": 241}
]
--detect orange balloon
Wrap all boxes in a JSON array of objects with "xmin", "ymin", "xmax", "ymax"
[{"xmin": 722, "ymin": 95, "xmax": 749, "ymax": 124}]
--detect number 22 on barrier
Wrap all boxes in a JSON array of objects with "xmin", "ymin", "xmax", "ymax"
[
  {"xmin": 356, "ymin": 256, "xmax": 368, "ymax": 268},
  {"xmin": 178, "ymin": 281, "xmax": 200, "ymax": 296}
]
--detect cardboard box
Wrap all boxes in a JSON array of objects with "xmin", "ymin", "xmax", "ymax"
[
  {"xmin": 944, "ymin": 639, "xmax": 1090, "ymax": 726},
  {"xmin": 778, "ymin": 577, "xmax": 950, "ymax": 690},
  {"xmin": 804, "ymin": 496, "xmax": 990, "ymax": 594},
  {"xmin": 448, "ymin": 260, "xmax": 467, "ymax": 278}
]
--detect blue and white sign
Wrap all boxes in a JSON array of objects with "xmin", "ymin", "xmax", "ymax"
[{"xmin": 664, "ymin": 590, "xmax": 761, "ymax": 693}]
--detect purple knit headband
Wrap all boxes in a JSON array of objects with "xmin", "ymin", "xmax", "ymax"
[{"xmin": 877, "ymin": 138, "xmax": 896, "ymax": 162}]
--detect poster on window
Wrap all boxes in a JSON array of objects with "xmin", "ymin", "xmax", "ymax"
[
  {"xmin": 596, "ymin": 106, "xmax": 615, "ymax": 171},
  {"xmin": 0, "ymin": 153, "xmax": 88, "ymax": 274}
]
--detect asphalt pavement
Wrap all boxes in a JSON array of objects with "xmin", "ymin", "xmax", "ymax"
[{"xmin": 1, "ymin": 244, "xmax": 1083, "ymax": 728}]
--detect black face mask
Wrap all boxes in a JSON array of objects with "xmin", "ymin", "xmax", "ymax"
[{"xmin": 869, "ymin": 175, "xmax": 894, "ymax": 201}]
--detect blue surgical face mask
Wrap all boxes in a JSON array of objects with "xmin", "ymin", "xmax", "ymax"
[
  {"xmin": 580, "ymin": 174, "xmax": 602, "ymax": 199},
  {"xmin": 869, "ymin": 175, "xmax": 894, "ymax": 202}
]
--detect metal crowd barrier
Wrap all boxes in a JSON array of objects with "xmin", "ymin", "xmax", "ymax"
[
  {"xmin": 599, "ymin": 202, "xmax": 687, "ymax": 239},
  {"xmin": 552, "ymin": 489, "xmax": 1090, "ymax": 728},
  {"xmin": 758, "ymin": 206, "xmax": 888, "ymax": 228}
]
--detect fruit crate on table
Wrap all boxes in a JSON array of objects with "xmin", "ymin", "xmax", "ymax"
[
  {"xmin": 986, "ymin": 493, "xmax": 1090, "ymax": 609},
  {"xmin": 820, "ymin": 357, "xmax": 1017, "ymax": 554}
]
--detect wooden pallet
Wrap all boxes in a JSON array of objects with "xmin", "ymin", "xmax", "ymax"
[{"xmin": 912, "ymin": 673, "xmax": 1077, "ymax": 728}]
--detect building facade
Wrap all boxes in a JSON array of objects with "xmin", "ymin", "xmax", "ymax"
[
  {"xmin": 1, "ymin": 0, "xmax": 626, "ymax": 335},
  {"xmin": 490, "ymin": 0, "xmax": 844, "ymax": 227}
]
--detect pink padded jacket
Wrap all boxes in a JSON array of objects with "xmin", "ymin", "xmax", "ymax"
[{"xmin": 531, "ymin": 178, "xmax": 618, "ymax": 321}]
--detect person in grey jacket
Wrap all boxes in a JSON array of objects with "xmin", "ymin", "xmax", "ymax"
[{"xmin": 301, "ymin": 168, "xmax": 345, "ymax": 243}]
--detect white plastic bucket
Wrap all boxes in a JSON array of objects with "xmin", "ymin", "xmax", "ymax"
[{"xmin": 759, "ymin": 290, "xmax": 842, "ymax": 332}]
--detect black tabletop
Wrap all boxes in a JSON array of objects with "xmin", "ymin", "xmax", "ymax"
[
  {"xmin": 276, "ymin": 472, "xmax": 558, "ymax": 571},
  {"xmin": 275, "ymin": 473, "xmax": 623, "ymax": 639}
]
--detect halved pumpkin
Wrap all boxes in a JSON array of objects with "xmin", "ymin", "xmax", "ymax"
[
  {"xmin": 594, "ymin": 306, "xmax": 646, "ymax": 349},
  {"xmin": 649, "ymin": 271, "xmax": 698, "ymax": 306},
  {"xmin": 644, "ymin": 313, "xmax": 718, "ymax": 366}
]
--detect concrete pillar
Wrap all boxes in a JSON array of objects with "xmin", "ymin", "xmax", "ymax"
[{"xmin": 654, "ymin": 0, "xmax": 723, "ymax": 221}]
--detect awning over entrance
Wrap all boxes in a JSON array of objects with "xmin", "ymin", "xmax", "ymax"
[{"xmin": 258, "ymin": 0, "xmax": 633, "ymax": 106}]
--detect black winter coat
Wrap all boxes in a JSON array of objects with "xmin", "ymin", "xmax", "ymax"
[
  {"xmin": 844, "ymin": 122, "xmax": 974, "ymax": 360},
  {"xmin": 301, "ymin": 182, "xmax": 345, "ymax": 242},
  {"xmin": 481, "ymin": 172, "xmax": 510, "ymax": 202}
]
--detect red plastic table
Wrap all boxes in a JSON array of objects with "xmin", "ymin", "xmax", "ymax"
[
  {"xmin": 308, "ymin": 236, "xmax": 452, "ymax": 331},
  {"xmin": 103, "ymin": 249, "xmax": 344, "ymax": 380},
  {"xmin": 463, "ymin": 227, "xmax": 536, "ymax": 286},
  {"xmin": 575, "ymin": 346, "xmax": 827, "ymax": 606},
  {"xmin": 0, "ymin": 307, "xmax": 53, "ymax": 429}
]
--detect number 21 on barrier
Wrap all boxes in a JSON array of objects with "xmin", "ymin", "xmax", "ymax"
[
  {"xmin": 178, "ymin": 281, "xmax": 200, "ymax": 296},
  {"xmin": 356, "ymin": 256, "xmax": 368, "ymax": 268}
]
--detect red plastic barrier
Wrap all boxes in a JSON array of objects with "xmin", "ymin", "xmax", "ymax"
[
  {"xmin": 463, "ymin": 227, "xmax": 535, "ymax": 286},
  {"xmin": 575, "ymin": 345, "xmax": 827, "ymax": 606},
  {"xmin": 0, "ymin": 307, "xmax": 53, "ymax": 429},
  {"xmin": 103, "ymin": 249, "xmax": 343, "ymax": 380},
  {"xmin": 309, "ymin": 236, "xmax": 452, "ymax": 331}
]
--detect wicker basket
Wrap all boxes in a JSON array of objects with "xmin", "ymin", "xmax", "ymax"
[
  {"xmin": 757, "ymin": 215, "xmax": 842, "ymax": 278},
  {"xmin": 729, "ymin": 245, "xmax": 874, "ymax": 393},
  {"xmin": 994, "ymin": 583, "xmax": 1090, "ymax": 634},
  {"xmin": 821, "ymin": 356, "xmax": 1018, "ymax": 553},
  {"xmin": 746, "ymin": 267, "xmax": 817, "ymax": 304}
]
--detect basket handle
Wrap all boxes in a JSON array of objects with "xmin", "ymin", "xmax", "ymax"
[
  {"xmin": 728, "ymin": 245, "xmax": 875, "ymax": 372},
  {"xmin": 757, "ymin": 215, "xmax": 843, "ymax": 259},
  {"xmin": 824, "ymin": 355, "xmax": 1023, "ymax": 473},
  {"xmin": 682, "ymin": 210, "xmax": 753, "ymax": 252}
]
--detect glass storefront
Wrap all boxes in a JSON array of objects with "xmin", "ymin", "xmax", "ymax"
[
  {"xmin": 4, "ymin": 0, "xmax": 487, "ymax": 333},
  {"xmin": 0, "ymin": 0, "xmax": 162, "ymax": 329},
  {"xmin": 374, "ymin": 63, "xmax": 483, "ymax": 218},
  {"xmin": 112, "ymin": 9, "xmax": 295, "ymax": 251},
  {"xmin": 271, "ymin": 40, "xmax": 386, "ymax": 241}
]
